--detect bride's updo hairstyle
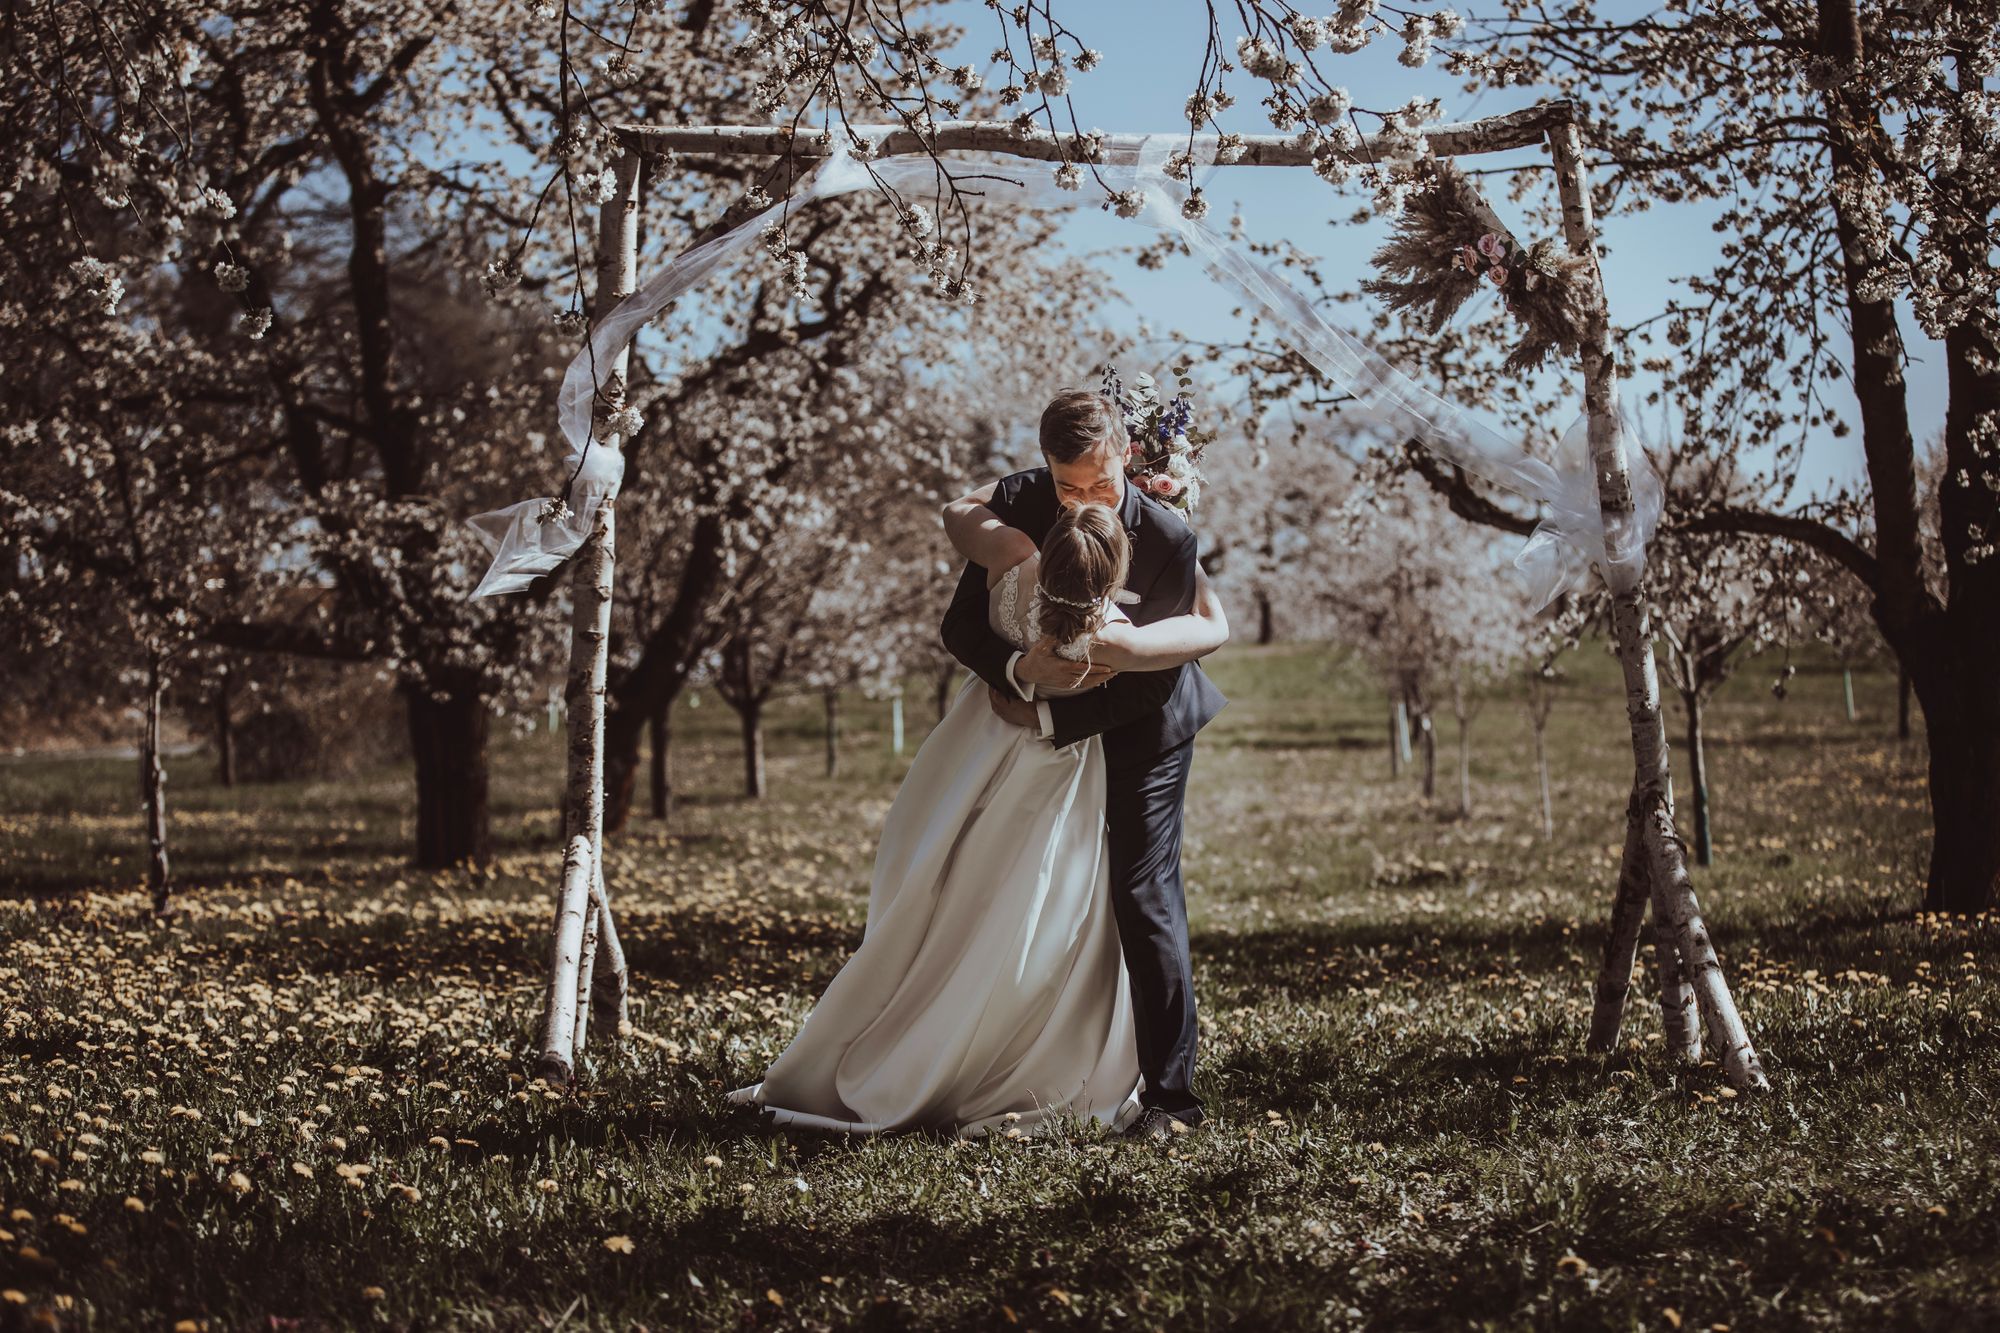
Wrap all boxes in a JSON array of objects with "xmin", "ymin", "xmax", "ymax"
[{"xmin": 1037, "ymin": 502, "xmax": 1131, "ymax": 648}]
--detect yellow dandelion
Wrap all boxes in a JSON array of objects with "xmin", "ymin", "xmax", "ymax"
[
  {"xmin": 361, "ymin": 1286, "xmax": 385, "ymax": 1301},
  {"xmin": 1, "ymin": 1291, "xmax": 24, "ymax": 1306},
  {"xmin": 291, "ymin": 1162, "xmax": 313, "ymax": 1179},
  {"xmin": 141, "ymin": 1150, "xmax": 166, "ymax": 1165},
  {"xmin": 701, "ymin": 1155, "xmax": 723, "ymax": 1169},
  {"xmin": 227, "ymin": 1172, "xmax": 253, "ymax": 1195},
  {"xmin": 537, "ymin": 1178, "xmax": 559, "ymax": 1193},
  {"xmin": 124, "ymin": 1197, "xmax": 146, "ymax": 1213},
  {"xmin": 604, "ymin": 1235, "xmax": 635, "ymax": 1254},
  {"xmin": 56, "ymin": 1179, "xmax": 84, "ymax": 1192}
]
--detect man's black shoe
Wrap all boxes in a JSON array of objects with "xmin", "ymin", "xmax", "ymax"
[{"xmin": 1121, "ymin": 1107, "xmax": 1199, "ymax": 1142}]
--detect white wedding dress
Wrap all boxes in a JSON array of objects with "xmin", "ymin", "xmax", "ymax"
[{"xmin": 727, "ymin": 555, "xmax": 1142, "ymax": 1136}]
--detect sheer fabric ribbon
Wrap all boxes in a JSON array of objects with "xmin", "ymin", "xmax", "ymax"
[{"xmin": 469, "ymin": 131, "xmax": 1659, "ymax": 605}]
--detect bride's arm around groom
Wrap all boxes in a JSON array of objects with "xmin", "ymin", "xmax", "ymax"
[{"xmin": 939, "ymin": 470, "xmax": 1224, "ymax": 748}]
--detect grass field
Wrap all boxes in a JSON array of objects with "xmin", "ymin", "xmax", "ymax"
[{"xmin": 0, "ymin": 642, "xmax": 1994, "ymax": 1331}]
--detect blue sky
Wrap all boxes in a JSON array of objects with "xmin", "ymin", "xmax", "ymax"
[{"xmin": 914, "ymin": 0, "xmax": 1945, "ymax": 499}]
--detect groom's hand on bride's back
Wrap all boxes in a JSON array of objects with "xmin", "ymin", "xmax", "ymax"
[{"xmin": 1016, "ymin": 638, "xmax": 1117, "ymax": 692}]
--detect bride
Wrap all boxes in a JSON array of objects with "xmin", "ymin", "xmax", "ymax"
[{"xmin": 727, "ymin": 498, "xmax": 1228, "ymax": 1136}]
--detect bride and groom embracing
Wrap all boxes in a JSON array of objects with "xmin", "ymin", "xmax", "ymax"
[{"xmin": 729, "ymin": 387, "xmax": 1230, "ymax": 1142}]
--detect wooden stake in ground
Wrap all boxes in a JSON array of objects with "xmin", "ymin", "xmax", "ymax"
[{"xmin": 1547, "ymin": 116, "xmax": 1768, "ymax": 1090}]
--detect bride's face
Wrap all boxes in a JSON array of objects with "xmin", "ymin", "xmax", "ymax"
[{"xmin": 1048, "ymin": 440, "xmax": 1126, "ymax": 510}]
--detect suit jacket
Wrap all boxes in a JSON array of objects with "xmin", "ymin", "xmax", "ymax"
[{"xmin": 940, "ymin": 468, "xmax": 1228, "ymax": 770}]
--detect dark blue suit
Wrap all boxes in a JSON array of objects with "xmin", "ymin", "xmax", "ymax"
[{"xmin": 940, "ymin": 468, "xmax": 1226, "ymax": 1118}]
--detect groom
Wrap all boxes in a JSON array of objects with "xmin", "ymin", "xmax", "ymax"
[{"xmin": 941, "ymin": 388, "xmax": 1228, "ymax": 1139}]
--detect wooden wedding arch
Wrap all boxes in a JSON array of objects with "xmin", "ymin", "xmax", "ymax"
[{"xmin": 533, "ymin": 98, "xmax": 1772, "ymax": 1095}]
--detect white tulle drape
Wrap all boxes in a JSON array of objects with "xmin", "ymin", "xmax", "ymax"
[{"xmin": 468, "ymin": 131, "xmax": 1660, "ymax": 606}]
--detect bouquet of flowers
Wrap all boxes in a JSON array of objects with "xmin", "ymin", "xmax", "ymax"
[{"xmin": 1100, "ymin": 364, "xmax": 1209, "ymax": 516}]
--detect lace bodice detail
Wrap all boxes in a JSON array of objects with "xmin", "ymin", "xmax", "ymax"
[{"xmin": 989, "ymin": 557, "xmax": 1126, "ymax": 667}]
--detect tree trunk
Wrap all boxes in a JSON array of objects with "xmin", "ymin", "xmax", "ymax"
[
  {"xmin": 936, "ymin": 663, "xmax": 957, "ymax": 724},
  {"xmin": 823, "ymin": 688, "xmax": 840, "ymax": 779},
  {"xmin": 1455, "ymin": 712, "xmax": 1471, "ymax": 818},
  {"xmin": 1912, "ymin": 647, "xmax": 2000, "ymax": 914},
  {"xmin": 648, "ymin": 698, "xmax": 672, "ymax": 821},
  {"xmin": 1930, "ymin": 39, "xmax": 2000, "ymax": 912},
  {"xmin": 213, "ymin": 666, "xmax": 236, "ymax": 788},
  {"xmin": 403, "ymin": 680, "xmax": 492, "ymax": 869},
  {"xmin": 1813, "ymin": 47, "xmax": 1993, "ymax": 910},
  {"xmin": 1684, "ymin": 689, "xmax": 1712, "ymax": 868},
  {"xmin": 1898, "ymin": 666, "xmax": 1912, "ymax": 741},
  {"xmin": 1842, "ymin": 665, "xmax": 1856, "ymax": 722},
  {"xmin": 1418, "ymin": 711, "xmax": 1436, "ymax": 802},
  {"xmin": 1256, "ymin": 589, "xmax": 1274, "ymax": 645},
  {"xmin": 142, "ymin": 656, "xmax": 170, "ymax": 914},
  {"xmin": 740, "ymin": 698, "xmax": 767, "ymax": 799},
  {"xmin": 1387, "ymin": 692, "xmax": 1402, "ymax": 779}
]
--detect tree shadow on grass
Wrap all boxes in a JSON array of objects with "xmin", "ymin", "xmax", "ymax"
[
  {"xmin": 1194, "ymin": 917, "xmax": 1588, "ymax": 995},
  {"xmin": 1223, "ymin": 732, "xmax": 1380, "ymax": 753}
]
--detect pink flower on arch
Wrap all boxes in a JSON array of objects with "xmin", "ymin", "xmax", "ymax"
[
  {"xmin": 1485, "ymin": 264, "xmax": 1509, "ymax": 287},
  {"xmin": 1477, "ymin": 232, "xmax": 1506, "ymax": 261}
]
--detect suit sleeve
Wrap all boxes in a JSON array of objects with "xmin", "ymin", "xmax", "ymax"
[
  {"xmin": 1044, "ymin": 525, "xmax": 1199, "ymax": 748},
  {"xmin": 939, "ymin": 474, "xmax": 1026, "ymax": 694}
]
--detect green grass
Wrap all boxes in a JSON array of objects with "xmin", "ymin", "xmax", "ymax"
[{"xmin": 0, "ymin": 642, "xmax": 1995, "ymax": 1331}]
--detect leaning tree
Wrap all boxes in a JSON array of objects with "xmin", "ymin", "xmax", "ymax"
[{"xmin": 1446, "ymin": 0, "xmax": 2000, "ymax": 913}]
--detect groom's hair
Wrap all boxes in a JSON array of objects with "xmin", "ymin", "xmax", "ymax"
[{"xmin": 1039, "ymin": 389, "xmax": 1127, "ymax": 464}]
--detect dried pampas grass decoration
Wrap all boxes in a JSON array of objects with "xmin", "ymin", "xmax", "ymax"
[{"xmin": 1362, "ymin": 157, "xmax": 1594, "ymax": 374}]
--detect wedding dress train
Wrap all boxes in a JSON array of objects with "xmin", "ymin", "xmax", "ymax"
[{"xmin": 727, "ymin": 560, "xmax": 1142, "ymax": 1136}]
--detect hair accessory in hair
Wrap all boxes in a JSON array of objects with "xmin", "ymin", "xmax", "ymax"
[{"xmin": 1039, "ymin": 587, "xmax": 1105, "ymax": 613}]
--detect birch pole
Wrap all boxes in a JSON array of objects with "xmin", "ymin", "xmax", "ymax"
[
  {"xmin": 1546, "ymin": 115, "xmax": 1768, "ymax": 1090},
  {"xmin": 536, "ymin": 836, "xmax": 595, "ymax": 1081},
  {"xmin": 535, "ymin": 149, "xmax": 640, "ymax": 1084}
]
